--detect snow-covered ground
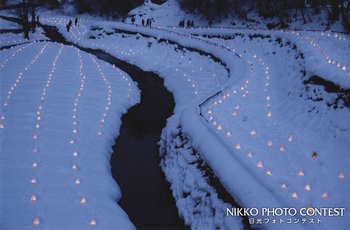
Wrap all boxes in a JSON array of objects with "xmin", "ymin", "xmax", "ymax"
[
  {"xmin": 128, "ymin": 0, "xmax": 345, "ymax": 32},
  {"xmin": 0, "ymin": 18, "xmax": 20, "ymax": 30},
  {"xmin": 0, "ymin": 40, "xmax": 139, "ymax": 229},
  {"xmin": 1, "ymin": 4, "xmax": 350, "ymax": 229}
]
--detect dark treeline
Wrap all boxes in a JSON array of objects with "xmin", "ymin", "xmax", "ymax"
[
  {"xmin": 1, "ymin": 0, "xmax": 146, "ymax": 17},
  {"xmin": 74, "ymin": 0, "xmax": 143, "ymax": 17},
  {"xmin": 179, "ymin": 0, "xmax": 350, "ymax": 32}
]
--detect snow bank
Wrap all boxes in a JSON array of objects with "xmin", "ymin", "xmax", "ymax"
[{"xmin": 160, "ymin": 114, "xmax": 243, "ymax": 230}]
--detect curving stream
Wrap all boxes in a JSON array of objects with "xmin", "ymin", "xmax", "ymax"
[{"xmin": 41, "ymin": 25, "xmax": 187, "ymax": 229}]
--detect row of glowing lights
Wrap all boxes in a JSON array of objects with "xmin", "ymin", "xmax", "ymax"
[
  {"xmin": 172, "ymin": 26, "xmax": 348, "ymax": 43},
  {"xmin": 0, "ymin": 42, "xmax": 34, "ymax": 69},
  {"xmin": 114, "ymin": 26, "xmax": 222, "ymax": 91},
  {"xmin": 0, "ymin": 43, "xmax": 49, "ymax": 129},
  {"xmin": 72, "ymin": 48, "xmax": 97, "ymax": 226},
  {"xmin": 64, "ymin": 39, "xmax": 135, "ymax": 111},
  {"xmin": 31, "ymin": 47, "xmax": 98, "ymax": 226},
  {"xmin": 317, "ymin": 31, "xmax": 347, "ymax": 41},
  {"xmin": 253, "ymin": 55, "xmax": 273, "ymax": 119},
  {"xmin": 90, "ymin": 38, "xmax": 220, "ymax": 97},
  {"xmin": 89, "ymin": 51, "xmax": 138, "ymax": 110},
  {"xmin": 303, "ymin": 35, "xmax": 350, "ymax": 77},
  {"xmin": 0, "ymin": 36, "xmax": 29, "ymax": 45},
  {"xmin": 91, "ymin": 56, "xmax": 114, "ymax": 136},
  {"xmin": 31, "ymin": 44, "xmax": 65, "ymax": 226},
  {"xmin": 203, "ymin": 47, "xmax": 346, "ymax": 202}
]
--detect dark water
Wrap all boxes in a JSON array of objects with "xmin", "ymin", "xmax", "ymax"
[{"xmin": 110, "ymin": 69, "xmax": 188, "ymax": 230}]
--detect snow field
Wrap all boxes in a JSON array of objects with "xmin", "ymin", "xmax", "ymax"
[
  {"xmin": 2, "ymin": 8, "xmax": 349, "ymax": 229},
  {"xmin": 40, "ymin": 14, "xmax": 350, "ymax": 229},
  {"xmin": 0, "ymin": 41, "xmax": 139, "ymax": 230}
]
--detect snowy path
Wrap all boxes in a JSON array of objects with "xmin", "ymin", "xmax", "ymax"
[{"xmin": 0, "ymin": 42, "xmax": 139, "ymax": 229}]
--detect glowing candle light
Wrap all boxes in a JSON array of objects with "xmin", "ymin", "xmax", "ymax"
[
  {"xmin": 338, "ymin": 172, "xmax": 345, "ymax": 181},
  {"xmin": 298, "ymin": 170, "xmax": 305, "ymax": 177},
  {"xmin": 81, "ymin": 197, "xmax": 87, "ymax": 204},
  {"xmin": 32, "ymin": 147, "xmax": 39, "ymax": 153},
  {"xmin": 267, "ymin": 140, "xmax": 273, "ymax": 146},
  {"xmin": 32, "ymin": 162, "xmax": 38, "ymax": 168},
  {"xmin": 267, "ymin": 112, "xmax": 272, "ymax": 117},
  {"xmin": 232, "ymin": 111, "xmax": 237, "ymax": 117},
  {"xmin": 72, "ymin": 164, "xmax": 77, "ymax": 171},
  {"xmin": 31, "ymin": 178, "xmax": 37, "ymax": 184},
  {"xmin": 250, "ymin": 129, "xmax": 257, "ymax": 136},
  {"xmin": 74, "ymin": 178, "xmax": 81, "ymax": 185},
  {"xmin": 31, "ymin": 194, "xmax": 37, "ymax": 202},
  {"xmin": 73, "ymin": 151, "xmax": 78, "ymax": 157},
  {"xmin": 217, "ymin": 125, "xmax": 222, "ymax": 130},
  {"xmin": 281, "ymin": 183, "xmax": 287, "ymax": 189},
  {"xmin": 304, "ymin": 184, "xmax": 311, "ymax": 191},
  {"xmin": 226, "ymin": 132, "xmax": 232, "ymax": 137},
  {"xmin": 288, "ymin": 136, "xmax": 294, "ymax": 142},
  {"xmin": 247, "ymin": 152, "xmax": 253, "ymax": 159},
  {"xmin": 279, "ymin": 145, "xmax": 285, "ymax": 152},
  {"xmin": 307, "ymin": 204, "xmax": 314, "ymax": 213},
  {"xmin": 90, "ymin": 219, "xmax": 97, "ymax": 226},
  {"xmin": 257, "ymin": 161, "xmax": 263, "ymax": 168},
  {"xmin": 235, "ymin": 143, "xmax": 241, "ymax": 150},
  {"xmin": 291, "ymin": 192, "xmax": 298, "ymax": 199},
  {"xmin": 266, "ymin": 170, "xmax": 272, "ymax": 176},
  {"xmin": 321, "ymin": 192, "xmax": 328, "ymax": 200},
  {"xmin": 33, "ymin": 217, "xmax": 40, "ymax": 225}
]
